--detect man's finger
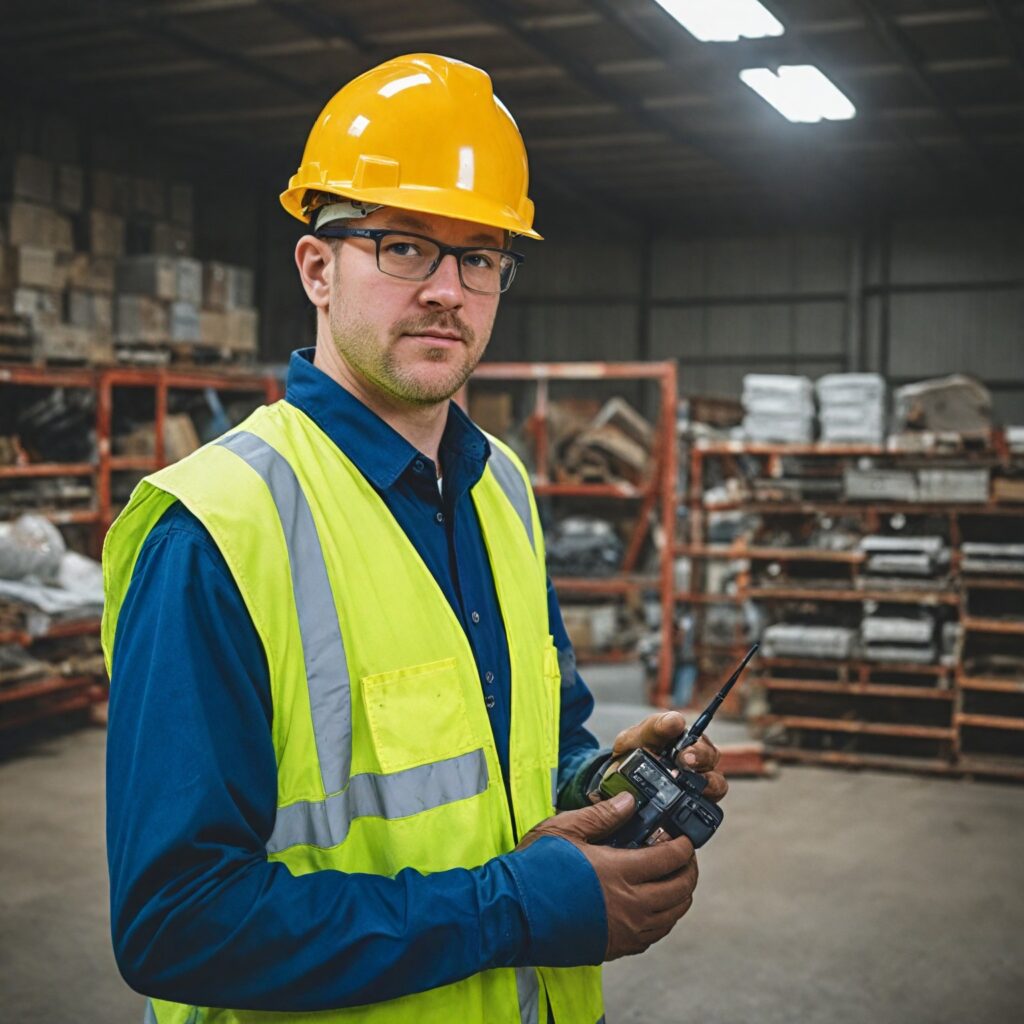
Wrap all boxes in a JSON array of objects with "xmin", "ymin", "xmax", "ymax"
[
  {"xmin": 700, "ymin": 770, "xmax": 729, "ymax": 803},
  {"xmin": 675, "ymin": 734, "xmax": 720, "ymax": 773},
  {"xmin": 612, "ymin": 712, "xmax": 688, "ymax": 757},
  {"xmin": 620, "ymin": 834, "xmax": 695, "ymax": 884}
]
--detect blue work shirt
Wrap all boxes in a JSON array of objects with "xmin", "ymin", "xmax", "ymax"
[{"xmin": 106, "ymin": 347, "xmax": 608, "ymax": 1012}]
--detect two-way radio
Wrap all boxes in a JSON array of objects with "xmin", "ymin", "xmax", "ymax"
[{"xmin": 594, "ymin": 643, "xmax": 759, "ymax": 850}]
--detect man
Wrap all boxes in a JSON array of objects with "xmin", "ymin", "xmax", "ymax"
[{"xmin": 103, "ymin": 54, "xmax": 726, "ymax": 1024}]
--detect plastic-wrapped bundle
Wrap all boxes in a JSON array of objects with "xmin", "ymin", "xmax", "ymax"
[
  {"xmin": 0, "ymin": 514, "xmax": 66, "ymax": 582},
  {"xmin": 761, "ymin": 623, "xmax": 858, "ymax": 660},
  {"xmin": 816, "ymin": 373, "xmax": 886, "ymax": 444},
  {"xmin": 742, "ymin": 375, "xmax": 815, "ymax": 443}
]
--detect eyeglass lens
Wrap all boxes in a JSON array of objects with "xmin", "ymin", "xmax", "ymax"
[{"xmin": 376, "ymin": 233, "xmax": 516, "ymax": 293}]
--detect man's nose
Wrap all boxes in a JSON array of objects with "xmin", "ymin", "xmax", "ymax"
[{"xmin": 417, "ymin": 253, "xmax": 465, "ymax": 309}]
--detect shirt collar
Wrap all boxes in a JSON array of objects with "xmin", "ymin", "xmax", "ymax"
[{"xmin": 284, "ymin": 347, "xmax": 490, "ymax": 491}]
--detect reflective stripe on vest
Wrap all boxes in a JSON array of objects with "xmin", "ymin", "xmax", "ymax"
[
  {"xmin": 515, "ymin": 966, "xmax": 540, "ymax": 1024},
  {"xmin": 218, "ymin": 431, "xmax": 351, "ymax": 797},
  {"xmin": 267, "ymin": 749, "xmax": 488, "ymax": 854},
  {"xmin": 218, "ymin": 430, "xmax": 535, "ymax": 855},
  {"xmin": 487, "ymin": 442, "xmax": 535, "ymax": 552}
]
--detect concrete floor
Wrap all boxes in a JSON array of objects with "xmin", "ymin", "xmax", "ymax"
[{"xmin": 2, "ymin": 664, "xmax": 1023, "ymax": 1023}]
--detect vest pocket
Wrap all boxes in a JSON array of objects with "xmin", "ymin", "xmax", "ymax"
[{"xmin": 362, "ymin": 657, "xmax": 478, "ymax": 774}]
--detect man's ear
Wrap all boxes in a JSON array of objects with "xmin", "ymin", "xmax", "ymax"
[{"xmin": 295, "ymin": 235, "xmax": 334, "ymax": 310}]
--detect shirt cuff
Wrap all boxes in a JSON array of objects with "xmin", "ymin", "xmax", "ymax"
[
  {"xmin": 557, "ymin": 747, "xmax": 613, "ymax": 810},
  {"xmin": 502, "ymin": 835, "xmax": 607, "ymax": 968}
]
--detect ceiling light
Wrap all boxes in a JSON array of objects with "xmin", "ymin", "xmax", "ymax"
[
  {"xmin": 651, "ymin": 0, "xmax": 784, "ymax": 42},
  {"xmin": 739, "ymin": 65, "xmax": 856, "ymax": 123}
]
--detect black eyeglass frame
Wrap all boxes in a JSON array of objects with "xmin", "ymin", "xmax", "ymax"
[{"xmin": 313, "ymin": 225, "xmax": 525, "ymax": 295}]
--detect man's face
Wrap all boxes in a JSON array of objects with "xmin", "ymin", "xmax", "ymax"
[{"xmin": 325, "ymin": 207, "xmax": 504, "ymax": 407}]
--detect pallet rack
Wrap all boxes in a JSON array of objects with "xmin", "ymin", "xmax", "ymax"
[
  {"xmin": 679, "ymin": 437, "xmax": 1024, "ymax": 780},
  {"xmin": 0, "ymin": 363, "xmax": 281, "ymax": 731},
  {"xmin": 469, "ymin": 361, "xmax": 678, "ymax": 699}
]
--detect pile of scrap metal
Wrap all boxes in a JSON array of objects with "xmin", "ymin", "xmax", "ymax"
[
  {"xmin": 859, "ymin": 535, "xmax": 951, "ymax": 587},
  {"xmin": 844, "ymin": 465, "xmax": 989, "ymax": 503},
  {"xmin": 961, "ymin": 542, "xmax": 1024, "ymax": 576},
  {"xmin": 555, "ymin": 397, "xmax": 654, "ymax": 486}
]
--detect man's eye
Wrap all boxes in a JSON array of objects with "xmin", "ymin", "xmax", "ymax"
[
  {"xmin": 464, "ymin": 252, "xmax": 496, "ymax": 270},
  {"xmin": 385, "ymin": 241, "xmax": 421, "ymax": 257}
]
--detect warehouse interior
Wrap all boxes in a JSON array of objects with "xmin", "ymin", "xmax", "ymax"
[{"xmin": 2, "ymin": 2, "xmax": 1024, "ymax": 1022}]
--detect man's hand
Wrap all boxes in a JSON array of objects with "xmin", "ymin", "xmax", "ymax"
[
  {"xmin": 517, "ymin": 793, "xmax": 698, "ymax": 961},
  {"xmin": 598, "ymin": 711, "xmax": 728, "ymax": 803}
]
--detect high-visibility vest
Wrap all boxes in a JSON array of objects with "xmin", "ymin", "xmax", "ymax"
[{"xmin": 102, "ymin": 399, "xmax": 605, "ymax": 1024}]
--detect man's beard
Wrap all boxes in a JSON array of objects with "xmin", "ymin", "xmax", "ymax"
[{"xmin": 329, "ymin": 309, "xmax": 484, "ymax": 406}]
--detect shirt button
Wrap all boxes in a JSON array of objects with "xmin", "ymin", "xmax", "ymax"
[
  {"xmin": 484, "ymin": 694, "xmax": 496, "ymax": 710},
  {"xmin": 435, "ymin": 511, "xmax": 444, "ymax": 524},
  {"xmin": 414, "ymin": 459, "xmax": 425, "ymax": 473},
  {"xmin": 471, "ymin": 610, "xmax": 480, "ymax": 624},
  {"xmin": 484, "ymin": 670, "xmax": 494, "ymax": 684}
]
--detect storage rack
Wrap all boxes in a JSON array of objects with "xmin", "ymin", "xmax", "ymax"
[
  {"xmin": 0, "ymin": 363, "xmax": 281, "ymax": 731},
  {"xmin": 469, "ymin": 362, "xmax": 678, "ymax": 700},
  {"xmin": 679, "ymin": 437, "xmax": 1024, "ymax": 780}
]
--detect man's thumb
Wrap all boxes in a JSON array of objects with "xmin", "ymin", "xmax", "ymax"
[{"xmin": 572, "ymin": 791, "xmax": 636, "ymax": 840}]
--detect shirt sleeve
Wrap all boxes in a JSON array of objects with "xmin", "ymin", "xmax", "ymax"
[
  {"xmin": 106, "ymin": 504, "xmax": 604, "ymax": 1012},
  {"xmin": 545, "ymin": 576, "xmax": 610, "ymax": 810}
]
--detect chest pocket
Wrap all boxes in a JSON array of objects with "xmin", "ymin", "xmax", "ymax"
[{"xmin": 362, "ymin": 657, "xmax": 479, "ymax": 774}]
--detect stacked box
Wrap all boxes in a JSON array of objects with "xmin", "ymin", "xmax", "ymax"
[
  {"xmin": 63, "ymin": 253, "xmax": 116, "ymax": 293},
  {"xmin": 917, "ymin": 468, "xmax": 989, "ymax": 503},
  {"xmin": 85, "ymin": 209, "xmax": 125, "ymax": 258},
  {"xmin": 117, "ymin": 254, "xmax": 178, "ymax": 300},
  {"xmin": 169, "ymin": 301, "xmax": 201, "ymax": 343},
  {"xmin": 34, "ymin": 324, "xmax": 93, "ymax": 364},
  {"xmin": 66, "ymin": 289, "xmax": 114, "ymax": 334},
  {"xmin": 176, "ymin": 258, "xmax": 202, "ymax": 306},
  {"xmin": 2, "ymin": 201, "xmax": 74, "ymax": 251},
  {"xmin": 91, "ymin": 169, "xmax": 124, "ymax": 213},
  {"xmin": 203, "ymin": 262, "xmax": 229, "ymax": 309},
  {"xmin": 3, "ymin": 246, "xmax": 65, "ymax": 290},
  {"xmin": 13, "ymin": 287, "xmax": 60, "ymax": 330},
  {"xmin": 199, "ymin": 310, "xmax": 227, "ymax": 347},
  {"xmin": 128, "ymin": 221, "xmax": 192, "ymax": 256},
  {"xmin": 227, "ymin": 265, "xmax": 254, "ymax": 308},
  {"xmin": 224, "ymin": 308, "xmax": 258, "ymax": 352},
  {"xmin": 0, "ymin": 154, "xmax": 55, "ymax": 204},
  {"xmin": 115, "ymin": 294, "xmax": 168, "ymax": 344},
  {"xmin": 132, "ymin": 176, "xmax": 166, "ymax": 220}
]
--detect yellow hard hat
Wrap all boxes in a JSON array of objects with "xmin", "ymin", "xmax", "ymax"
[{"xmin": 281, "ymin": 53, "xmax": 542, "ymax": 240}]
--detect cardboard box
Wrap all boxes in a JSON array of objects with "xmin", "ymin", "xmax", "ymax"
[
  {"xmin": 2, "ymin": 202, "xmax": 73, "ymax": 251},
  {"xmin": 560, "ymin": 604, "xmax": 619, "ymax": 653},
  {"xmin": 66, "ymin": 289, "xmax": 114, "ymax": 333},
  {"xmin": 199, "ymin": 310, "xmax": 228, "ymax": 347},
  {"xmin": 170, "ymin": 301, "xmax": 201, "ymax": 343},
  {"xmin": 115, "ymin": 294, "xmax": 167, "ymax": 343},
  {"xmin": 226, "ymin": 265, "xmax": 254, "ymax": 308},
  {"xmin": 176, "ymin": 257, "xmax": 202, "ymax": 305},
  {"xmin": 164, "ymin": 414, "xmax": 201, "ymax": 461},
  {"xmin": 202, "ymin": 261, "xmax": 229, "ymax": 310},
  {"xmin": 56, "ymin": 164, "xmax": 84, "ymax": 213},
  {"xmin": 168, "ymin": 182, "xmax": 193, "ymax": 226},
  {"xmin": 86, "ymin": 209, "xmax": 125, "ymax": 257},
  {"xmin": 5, "ymin": 246, "xmax": 63, "ymax": 290},
  {"xmin": 117, "ymin": 254, "xmax": 177, "ymax": 300},
  {"xmin": 34, "ymin": 323, "xmax": 92, "ymax": 363},
  {"xmin": 224, "ymin": 307, "xmax": 258, "ymax": 352},
  {"xmin": 0, "ymin": 154, "xmax": 54, "ymax": 204},
  {"xmin": 63, "ymin": 253, "xmax": 116, "ymax": 293},
  {"xmin": 128, "ymin": 220, "xmax": 193, "ymax": 256},
  {"xmin": 12, "ymin": 287, "xmax": 59, "ymax": 329}
]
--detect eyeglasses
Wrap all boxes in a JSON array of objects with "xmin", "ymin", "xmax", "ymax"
[{"xmin": 314, "ymin": 226, "xmax": 524, "ymax": 295}]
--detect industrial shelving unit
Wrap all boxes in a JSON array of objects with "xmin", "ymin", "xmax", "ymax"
[
  {"xmin": 469, "ymin": 361, "xmax": 678, "ymax": 699},
  {"xmin": 678, "ymin": 436, "xmax": 1024, "ymax": 780},
  {"xmin": 0, "ymin": 362, "xmax": 281, "ymax": 731}
]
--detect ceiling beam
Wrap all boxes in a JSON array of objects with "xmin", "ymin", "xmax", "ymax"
[{"xmin": 849, "ymin": 0, "xmax": 996, "ymax": 182}]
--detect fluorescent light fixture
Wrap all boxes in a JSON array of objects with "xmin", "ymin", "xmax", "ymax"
[
  {"xmin": 739, "ymin": 65, "xmax": 856, "ymax": 123},
  {"xmin": 651, "ymin": 0, "xmax": 784, "ymax": 42}
]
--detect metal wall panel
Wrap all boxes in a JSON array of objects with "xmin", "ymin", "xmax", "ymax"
[{"xmin": 887, "ymin": 292, "xmax": 1024, "ymax": 379}]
